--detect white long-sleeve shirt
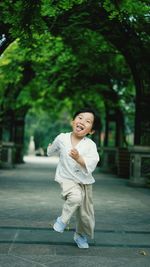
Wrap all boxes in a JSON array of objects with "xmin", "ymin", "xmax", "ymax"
[{"xmin": 47, "ymin": 132, "xmax": 99, "ymax": 184}]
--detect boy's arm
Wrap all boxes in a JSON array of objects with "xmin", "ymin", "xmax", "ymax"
[
  {"xmin": 69, "ymin": 145, "xmax": 99, "ymax": 174},
  {"xmin": 47, "ymin": 136, "xmax": 60, "ymax": 156}
]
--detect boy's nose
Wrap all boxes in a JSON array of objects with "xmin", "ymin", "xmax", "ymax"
[{"xmin": 80, "ymin": 120, "xmax": 85, "ymax": 125}]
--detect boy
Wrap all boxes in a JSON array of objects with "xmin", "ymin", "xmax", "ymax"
[{"xmin": 47, "ymin": 107, "xmax": 100, "ymax": 248}]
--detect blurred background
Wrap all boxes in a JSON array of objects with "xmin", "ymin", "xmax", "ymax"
[{"xmin": 0, "ymin": 0, "xmax": 150, "ymax": 185}]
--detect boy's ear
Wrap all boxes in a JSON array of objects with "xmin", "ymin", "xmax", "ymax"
[{"xmin": 89, "ymin": 129, "xmax": 95, "ymax": 135}]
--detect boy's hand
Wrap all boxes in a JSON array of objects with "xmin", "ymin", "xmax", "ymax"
[
  {"xmin": 69, "ymin": 148, "xmax": 79, "ymax": 160},
  {"xmin": 69, "ymin": 148, "xmax": 86, "ymax": 169}
]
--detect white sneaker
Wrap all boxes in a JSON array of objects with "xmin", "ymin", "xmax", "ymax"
[
  {"xmin": 53, "ymin": 217, "xmax": 66, "ymax": 233},
  {"xmin": 74, "ymin": 232, "xmax": 89, "ymax": 249}
]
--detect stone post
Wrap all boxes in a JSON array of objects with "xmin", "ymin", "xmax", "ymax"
[{"xmin": 129, "ymin": 146, "xmax": 150, "ymax": 186}]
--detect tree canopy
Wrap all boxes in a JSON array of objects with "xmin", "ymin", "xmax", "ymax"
[{"xmin": 0, "ymin": 0, "xmax": 149, "ymax": 149}]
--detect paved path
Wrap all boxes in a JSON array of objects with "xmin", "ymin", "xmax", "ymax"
[{"xmin": 0, "ymin": 156, "xmax": 150, "ymax": 267}]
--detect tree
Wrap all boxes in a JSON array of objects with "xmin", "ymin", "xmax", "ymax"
[
  {"xmin": 42, "ymin": 0, "xmax": 150, "ymax": 145},
  {"xmin": 1, "ymin": 0, "xmax": 146, "ymax": 161}
]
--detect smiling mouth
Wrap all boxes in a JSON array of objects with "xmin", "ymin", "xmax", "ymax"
[{"xmin": 76, "ymin": 125, "xmax": 84, "ymax": 131}]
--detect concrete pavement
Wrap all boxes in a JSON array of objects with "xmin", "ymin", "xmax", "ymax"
[{"xmin": 0, "ymin": 156, "xmax": 150, "ymax": 267}]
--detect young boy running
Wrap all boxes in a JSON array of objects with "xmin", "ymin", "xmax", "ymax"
[{"xmin": 47, "ymin": 107, "xmax": 100, "ymax": 248}]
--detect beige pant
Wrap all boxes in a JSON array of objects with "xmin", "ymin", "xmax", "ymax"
[{"xmin": 60, "ymin": 179, "xmax": 95, "ymax": 239}]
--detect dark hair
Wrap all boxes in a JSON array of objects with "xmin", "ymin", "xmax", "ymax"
[{"xmin": 73, "ymin": 107, "xmax": 100, "ymax": 131}]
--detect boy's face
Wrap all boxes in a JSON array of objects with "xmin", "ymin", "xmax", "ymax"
[{"xmin": 72, "ymin": 112, "xmax": 95, "ymax": 137}]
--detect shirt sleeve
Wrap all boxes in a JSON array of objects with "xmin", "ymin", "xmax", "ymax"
[
  {"xmin": 81, "ymin": 142, "xmax": 100, "ymax": 175},
  {"xmin": 47, "ymin": 134, "xmax": 61, "ymax": 156}
]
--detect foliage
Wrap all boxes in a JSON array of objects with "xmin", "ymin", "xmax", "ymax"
[
  {"xmin": 0, "ymin": 39, "xmax": 27, "ymax": 111},
  {"xmin": 1, "ymin": 0, "xmax": 149, "ymax": 146},
  {"xmin": 0, "ymin": 28, "xmax": 134, "ymax": 119},
  {"xmin": 41, "ymin": 0, "xmax": 87, "ymax": 17},
  {"xmin": 102, "ymin": 0, "xmax": 150, "ymax": 23},
  {"xmin": 0, "ymin": 33, "xmax": 77, "ymax": 113}
]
